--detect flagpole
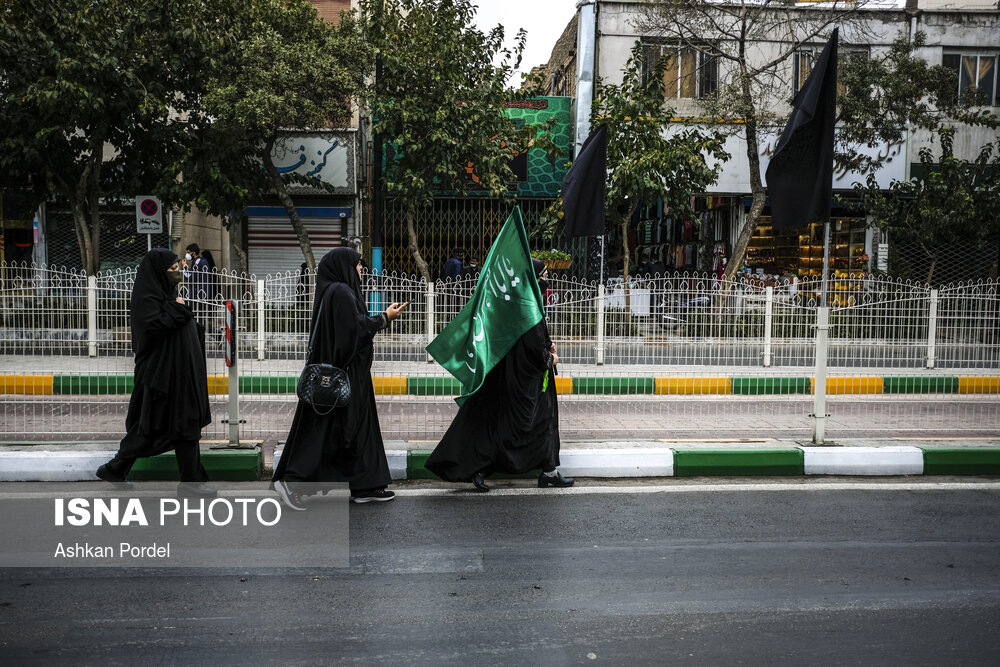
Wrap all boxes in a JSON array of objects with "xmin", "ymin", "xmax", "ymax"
[
  {"xmin": 813, "ymin": 219, "xmax": 831, "ymax": 444},
  {"xmin": 820, "ymin": 221, "xmax": 831, "ymax": 303}
]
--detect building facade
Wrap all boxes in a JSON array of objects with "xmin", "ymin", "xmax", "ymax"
[{"xmin": 533, "ymin": 0, "xmax": 999, "ymax": 283}]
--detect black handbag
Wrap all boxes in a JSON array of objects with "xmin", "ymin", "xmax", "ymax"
[{"xmin": 296, "ymin": 302, "xmax": 351, "ymax": 414}]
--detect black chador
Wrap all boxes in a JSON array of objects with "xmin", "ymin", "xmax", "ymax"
[
  {"xmin": 273, "ymin": 248, "xmax": 393, "ymax": 496},
  {"xmin": 97, "ymin": 249, "xmax": 212, "ymax": 490},
  {"xmin": 426, "ymin": 259, "xmax": 571, "ymax": 489}
]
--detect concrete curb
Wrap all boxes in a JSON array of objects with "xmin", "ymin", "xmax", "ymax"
[
  {"xmin": 266, "ymin": 444, "xmax": 1000, "ymax": 480},
  {"xmin": 0, "ymin": 445, "xmax": 262, "ymax": 482},
  {"xmin": 3, "ymin": 443, "xmax": 998, "ymax": 482}
]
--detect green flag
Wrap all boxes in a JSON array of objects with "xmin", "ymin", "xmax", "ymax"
[{"xmin": 426, "ymin": 207, "xmax": 545, "ymax": 405}]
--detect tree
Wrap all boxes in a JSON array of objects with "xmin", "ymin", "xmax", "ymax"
[
  {"xmin": 173, "ymin": 0, "xmax": 369, "ymax": 273},
  {"xmin": 837, "ymin": 31, "xmax": 999, "ymax": 175},
  {"xmin": 362, "ymin": 0, "xmax": 527, "ymax": 282},
  {"xmin": 0, "ymin": 0, "xmax": 225, "ymax": 274},
  {"xmin": 849, "ymin": 129, "xmax": 1000, "ymax": 286},
  {"xmin": 636, "ymin": 0, "xmax": 876, "ymax": 282},
  {"xmin": 593, "ymin": 45, "xmax": 728, "ymax": 289}
]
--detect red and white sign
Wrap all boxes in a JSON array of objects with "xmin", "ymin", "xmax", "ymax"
[{"xmin": 135, "ymin": 196, "xmax": 163, "ymax": 234}]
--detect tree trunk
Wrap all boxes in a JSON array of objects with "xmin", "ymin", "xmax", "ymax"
[
  {"xmin": 70, "ymin": 158, "xmax": 96, "ymax": 275},
  {"xmin": 262, "ymin": 140, "xmax": 316, "ymax": 272},
  {"xmin": 406, "ymin": 206, "xmax": 431, "ymax": 283},
  {"xmin": 724, "ymin": 74, "xmax": 767, "ymax": 284},
  {"xmin": 86, "ymin": 159, "xmax": 102, "ymax": 274},
  {"xmin": 228, "ymin": 215, "xmax": 248, "ymax": 276},
  {"xmin": 620, "ymin": 201, "xmax": 639, "ymax": 316}
]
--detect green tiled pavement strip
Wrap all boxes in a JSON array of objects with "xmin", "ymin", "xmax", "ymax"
[
  {"xmin": 26, "ymin": 374, "xmax": 999, "ymax": 396},
  {"xmin": 922, "ymin": 448, "xmax": 1000, "ymax": 475},
  {"xmin": 126, "ymin": 447, "xmax": 262, "ymax": 481}
]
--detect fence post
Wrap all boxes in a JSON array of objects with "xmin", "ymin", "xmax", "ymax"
[
  {"xmin": 225, "ymin": 299, "xmax": 240, "ymax": 446},
  {"xmin": 425, "ymin": 281, "xmax": 435, "ymax": 363},
  {"xmin": 926, "ymin": 289, "xmax": 938, "ymax": 369},
  {"xmin": 812, "ymin": 306, "xmax": 830, "ymax": 445},
  {"xmin": 256, "ymin": 278, "xmax": 266, "ymax": 361},
  {"xmin": 596, "ymin": 283, "xmax": 606, "ymax": 366},
  {"xmin": 763, "ymin": 286, "xmax": 774, "ymax": 368},
  {"xmin": 87, "ymin": 275, "xmax": 98, "ymax": 357}
]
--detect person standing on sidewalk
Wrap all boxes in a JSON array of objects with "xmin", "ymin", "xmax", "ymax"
[
  {"xmin": 96, "ymin": 249, "xmax": 215, "ymax": 497},
  {"xmin": 273, "ymin": 247, "xmax": 408, "ymax": 509},
  {"xmin": 426, "ymin": 258, "xmax": 574, "ymax": 491}
]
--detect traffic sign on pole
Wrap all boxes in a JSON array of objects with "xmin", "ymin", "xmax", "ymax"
[{"xmin": 135, "ymin": 196, "xmax": 163, "ymax": 234}]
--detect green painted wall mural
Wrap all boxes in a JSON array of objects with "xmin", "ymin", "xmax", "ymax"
[{"xmin": 506, "ymin": 97, "xmax": 573, "ymax": 198}]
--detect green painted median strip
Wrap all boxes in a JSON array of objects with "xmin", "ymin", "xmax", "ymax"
[
  {"xmin": 731, "ymin": 377, "xmax": 811, "ymax": 395},
  {"xmin": 921, "ymin": 447, "xmax": 1000, "ymax": 475},
  {"xmin": 408, "ymin": 377, "xmax": 463, "ymax": 396},
  {"xmin": 239, "ymin": 375, "xmax": 298, "ymax": 394},
  {"xmin": 125, "ymin": 446, "xmax": 262, "ymax": 481},
  {"xmin": 883, "ymin": 376, "xmax": 960, "ymax": 394},
  {"xmin": 573, "ymin": 377, "xmax": 655, "ymax": 395},
  {"xmin": 673, "ymin": 449, "xmax": 804, "ymax": 476},
  {"xmin": 53, "ymin": 375, "xmax": 133, "ymax": 395}
]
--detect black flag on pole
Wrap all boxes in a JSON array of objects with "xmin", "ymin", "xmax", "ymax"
[
  {"xmin": 561, "ymin": 123, "xmax": 608, "ymax": 240},
  {"xmin": 765, "ymin": 28, "xmax": 839, "ymax": 231}
]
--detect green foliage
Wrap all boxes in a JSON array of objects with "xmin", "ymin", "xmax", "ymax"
[
  {"xmin": 366, "ymin": 0, "xmax": 523, "ymax": 206},
  {"xmin": 590, "ymin": 44, "xmax": 728, "ymax": 281},
  {"xmin": 530, "ymin": 248, "xmax": 572, "ymax": 262},
  {"xmin": 361, "ymin": 0, "xmax": 535, "ymax": 280},
  {"xmin": 848, "ymin": 128, "xmax": 1000, "ymax": 285},
  {"xmin": 594, "ymin": 45, "xmax": 729, "ymax": 225},
  {"xmin": 0, "ymin": 0, "xmax": 230, "ymax": 273},
  {"xmin": 837, "ymin": 31, "xmax": 1000, "ymax": 174}
]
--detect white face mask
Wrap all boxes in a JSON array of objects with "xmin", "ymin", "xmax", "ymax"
[{"xmin": 185, "ymin": 253, "xmax": 192, "ymax": 261}]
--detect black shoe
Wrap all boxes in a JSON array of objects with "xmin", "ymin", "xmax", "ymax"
[
  {"xmin": 350, "ymin": 488, "xmax": 395, "ymax": 504},
  {"xmin": 274, "ymin": 480, "xmax": 307, "ymax": 511},
  {"xmin": 177, "ymin": 482, "xmax": 217, "ymax": 498},
  {"xmin": 471, "ymin": 472, "xmax": 490, "ymax": 492},
  {"xmin": 96, "ymin": 464, "xmax": 133, "ymax": 490},
  {"xmin": 538, "ymin": 471, "xmax": 574, "ymax": 488}
]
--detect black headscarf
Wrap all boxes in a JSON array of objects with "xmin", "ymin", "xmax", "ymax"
[
  {"xmin": 131, "ymin": 249, "xmax": 179, "ymax": 357},
  {"xmin": 314, "ymin": 247, "xmax": 365, "ymax": 322},
  {"xmin": 532, "ymin": 258, "xmax": 549, "ymax": 293}
]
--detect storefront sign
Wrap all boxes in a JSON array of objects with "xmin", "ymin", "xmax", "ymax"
[{"xmin": 271, "ymin": 131, "xmax": 356, "ymax": 194}]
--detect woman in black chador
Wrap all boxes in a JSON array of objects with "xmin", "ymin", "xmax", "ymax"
[
  {"xmin": 426, "ymin": 259, "xmax": 574, "ymax": 491},
  {"xmin": 273, "ymin": 247, "xmax": 408, "ymax": 509},
  {"xmin": 96, "ymin": 249, "xmax": 215, "ymax": 497}
]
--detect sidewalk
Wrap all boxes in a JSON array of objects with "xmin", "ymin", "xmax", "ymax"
[{"xmin": 1, "ymin": 437, "xmax": 998, "ymax": 482}]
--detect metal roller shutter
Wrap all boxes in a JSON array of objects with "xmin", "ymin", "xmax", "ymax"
[{"xmin": 247, "ymin": 207, "xmax": 349, "ymax": 278}]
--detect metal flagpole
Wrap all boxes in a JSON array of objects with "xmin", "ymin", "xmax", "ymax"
[{"xmin": 812, "ymin": 220, "xmax": 832, "ymax": 444}]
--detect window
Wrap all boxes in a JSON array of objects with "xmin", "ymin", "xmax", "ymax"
[
  {"xmin": 794, "ymin": 47, "xmax": 867, "ymax": 96},
  {"xmin": 644, "ymin": 43, "xmax": 718, "ymax": 99},
  {"xmin": 942, "ymin": 53, "xmax": 998, "ymax": 106}
]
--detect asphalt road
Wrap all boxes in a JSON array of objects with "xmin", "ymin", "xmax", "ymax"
[{"xmin": 1, "ymin": 478, "xmax": 999, "ymax": 665}]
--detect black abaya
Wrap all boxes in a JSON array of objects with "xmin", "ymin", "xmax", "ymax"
[
  {"xmin": 425, "ymin": 319, "xmax": 560, "ymax": 482},
  {"xmin": 107, "ymin": 249, "xmax": 211, "ymax": 480},
  {"xmin": 273, "ymin": 248, "xmax": 392, "ymax": 490}
]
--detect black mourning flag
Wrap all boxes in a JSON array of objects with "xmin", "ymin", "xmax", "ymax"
[
  {"xmin": 765, "ymin": 28, "xmax": 839, "ymax": 231},
  {"xmin": 561, "ymin": 123, "xmax": 608, "ymax": 239}
]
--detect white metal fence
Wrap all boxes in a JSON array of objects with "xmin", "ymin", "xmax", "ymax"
[{"xmin": 2, "ymin": 262, "xmax": 998, "ymax": 444}]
